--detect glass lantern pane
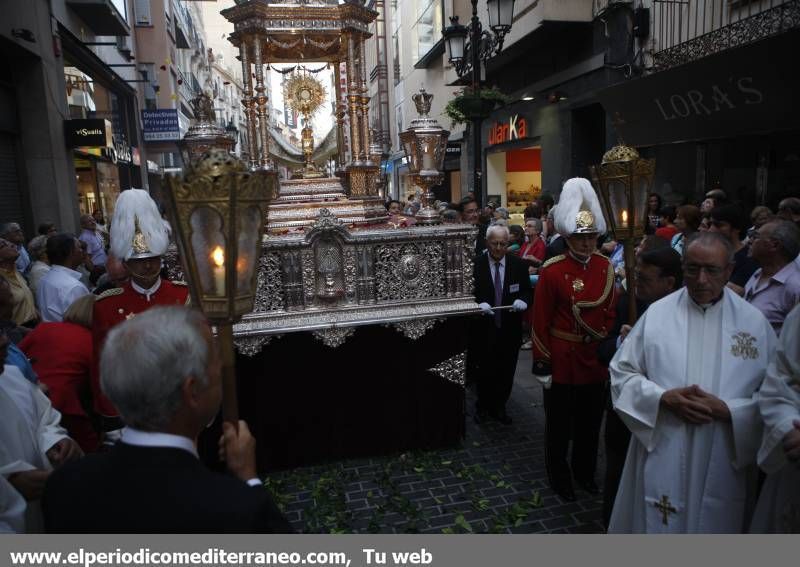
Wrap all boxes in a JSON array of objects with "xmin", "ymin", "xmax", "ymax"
[
  {"xmin": 499, "ymin": 0, "xmax": 516, "ymax": 29},
  {"xmin": 420, "ymin": 136, "xmax": 436, "ymax": 172},
  {"xmin": 190, "ymin": 206, "xmax": 226, "ymax": 297},
  {"xmin": 486, "ymin": 0, "xmax": 497, "ymax": 29},
  {"xmin": 607, "ymin": 180, "xmax": 629, "ymax": 233},
  {"xmin": 446, "ymin": 34, "xmax": 465, "ymax": 61},
  {"xmin": 236, "ymin": 205, "xmax": 263, "ymax": 295},
  {"xmin": 635, "ymin": 175, "xmax": 652, "ymax": 231}
]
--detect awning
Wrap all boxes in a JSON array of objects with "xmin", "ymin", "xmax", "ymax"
[
  {"xmin": 66, "ymin": 0, "xmax": 130, "ymax": 37},
  {"xmin": 596, "ymin": 30, "xmax": 800, "ymax": 147}
]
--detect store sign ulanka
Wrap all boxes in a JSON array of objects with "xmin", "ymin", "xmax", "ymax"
[
  {"xmin": 141, "ymin": 109, "xmax": 181, "ymax": 142},
  {"xmin": 65, "ymin": 119, "xmax": 113, "ymax": 148},
  {"xmin": 488, "ymin": 115, "xmax": 527, "ymax": 146}
]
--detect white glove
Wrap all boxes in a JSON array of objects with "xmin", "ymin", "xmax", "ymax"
[
  {"xmin": 511, "ymin": 299, "xmax": 528, "ymax": 312},
  {"xmin": 478, "ymin": 302, "xmax": 493, "ymax": 315},
  {"xmin": 535, "ymin": 374, "xmax": 553, "ymax": 390},
  {"xmin": 103, "ymin": 428, "xmax": 123, "ymax": 447}
]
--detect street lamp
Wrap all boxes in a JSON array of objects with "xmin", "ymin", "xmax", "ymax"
[
  {"xmin": 442, "ymin": 0, "xmax": 516, "ymax": 206},
  {"xmin": 165, "ymin": 148, "xmax": 278, "ymax": 422},
  {"xmin": 399, "ymin": 88, "xmax": 450, "ymax": 225},
  {"xmin": 590, "ymin": 144, "xmax": 656, "ymax": 325}
]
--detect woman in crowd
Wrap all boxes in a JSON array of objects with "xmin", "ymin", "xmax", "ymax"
[
  {"xmin": 519, "ymin": 217, "xmax": 545, "ymax": 267},
  {"xmin": 19, "ymin": 294, "xmax": 97, "ymax": 452},
  {"xmin": 670, "ymin": 204, "xmax": 702, "ymax": 256},
  {"xmin": 507, "ymin": 224, "xmax": 524, "ymax": 254},
  {"xmin": 0, "ymin": 238, "xmax": 37, "ymax": 327},
  {"xmin": 655, "ymin": 206, "xmax": 679, "ymax": 242},
  {"xmin": 646, "ymin": 193, "xmax": 663, "ymax": 232},
  {"xmin": 26, "ymin": 235, "xmax": 50, "ymax": 297}
]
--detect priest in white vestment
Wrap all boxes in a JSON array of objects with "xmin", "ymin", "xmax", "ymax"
[
  {"xmin": 750, "ymin": 303, "xmax": 800, "ymax": 533},
  {"xmin": 609, "ymin": 232, "xmax": 777, "ymax": 533},
  {"xmin": 0, "ymin": 362, "xmax": 82, "ymax": 532}
]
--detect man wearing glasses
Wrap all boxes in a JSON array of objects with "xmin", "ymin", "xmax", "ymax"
[
  {"xmin": 609, "ymin": 232, "xmax": 776, "ymax": 533},
  {"xmin": 472, "ymin": 224, "xmax": 532, "ymax": 425},
  {"xmin": 743, "ymin": 220, "xmax": 800, "ymax": 336}
]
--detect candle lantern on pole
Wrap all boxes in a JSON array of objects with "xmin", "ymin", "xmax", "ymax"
[
  {"xmin": 165, "ymin": 149, "xmax": 277, "ymax": 422},
  {"xmin": 589, "ymin": 144, "xmax": 655, "ymax": 325},
  {"xmin": 399, "ymin": 88, "xmax": 450, "ymax": 225}
]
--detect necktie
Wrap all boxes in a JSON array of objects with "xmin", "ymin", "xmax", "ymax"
[{"xmin": 494, "ymin": 261, "xmax": 503, "ymax": 328}]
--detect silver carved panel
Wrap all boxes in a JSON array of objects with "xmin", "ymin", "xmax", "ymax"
[
  {"xmin": 253, "ymin": 252, "xmax": 285, "ymax": 313},
  {"xmin": 312, "ymin": 327, "xmax": 355, "ymax": 348},
  {"xmin": 228, "ymin": 212, "xmax": 479, "ymax": 354},
  {"xmin": 390, "ymin": 318, "xmax": 441, "ymax": 340},
  {"xmin": 427, "ymin": 351, "xmax": 467, "ymax": 388},
  {"xmin": 343, "ymin": 248, "xmax": 357, "ymax": 302},
  {"xmin": 236, "ymin": 335, "xmax": 280, "ymax": 357},
  {"xmin": 374, "ymin": 242, "xmax": 446, "ymax": 301}
]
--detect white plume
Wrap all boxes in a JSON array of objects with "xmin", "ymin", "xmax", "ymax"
[
  {"xmin": 553, "ymin": 177, "xmax": 606, "ymax": 236},
  {"xmin": 110, "ymin": 189, "xmax": 169, "ymax": 260}
]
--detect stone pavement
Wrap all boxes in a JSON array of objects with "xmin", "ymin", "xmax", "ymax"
[{"xmin": 263, "ymin": 350, "xmax": 606, "ymax": 534}]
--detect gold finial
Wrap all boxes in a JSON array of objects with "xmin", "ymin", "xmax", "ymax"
[
  {"xmin": 193, "ymin": 148, "xmax": 247, "ymax": 177},
  {"xmin": 190, "ymin": 92, "xmax": 216, "ymax": 123},
  {"xmin": 412, "ymin": 87, "xmax": 433, "ymax": 117},
  {"xmin": 602, "ymin": 144, "xmax": 640, "ymax": 164}
]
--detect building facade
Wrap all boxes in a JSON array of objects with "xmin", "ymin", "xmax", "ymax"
[
  {"xmin": 1, "ymin": 0, "xmax": 151, "ymax": 236},
  {"xmin": 596, "ymin": 0, "xmax": 800, "ymax": 210}
]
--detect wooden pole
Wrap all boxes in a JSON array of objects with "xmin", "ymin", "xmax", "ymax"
[
  {"xmin": 217, "ymin": 322, "xmax": 239, "ymax": 425},
  {"xmin": 623, "ymin": 237, "xmax": 638, "ymax": 325}
]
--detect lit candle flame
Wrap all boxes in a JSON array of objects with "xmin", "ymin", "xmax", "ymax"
[
  {"xmin": 621, "ymin": 209, "xmax": 628, "ymax": 224},
  {"xmin": 211, "ymin": 246, "xmax": 225, "ymax": 267}
]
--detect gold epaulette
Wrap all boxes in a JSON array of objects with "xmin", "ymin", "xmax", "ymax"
[
  {"xmin": 96, "ymin": 287, "xmax": 124, "ymax": 301},
  {"xmin": 171, "ymin": 280, "xmax": 188, "ymax": 286},
  {"xmin": 541, "ymin": 254, "xmax": 565, "ymax": 269}
]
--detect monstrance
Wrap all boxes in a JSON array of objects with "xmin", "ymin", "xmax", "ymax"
[{"xmin": 284, "ymin": 71, "xmax": 327, "ymax": 178}]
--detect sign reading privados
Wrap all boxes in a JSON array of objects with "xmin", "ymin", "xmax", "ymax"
[
  {"xmin": 487, "ymin": 114, "xmax": 527, "ymax": 145},
  {"xmin": 141, "ymin": 109, "xmax": 181, "ymax": 142}
]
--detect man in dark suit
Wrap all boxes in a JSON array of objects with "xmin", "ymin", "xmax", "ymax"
[
  {"xmin": 42, "ymin": 306, "xmax": 292, "ymax": 533},
  {"xmin": 473, "ymin": 224, "xmax": 533, "ymax": 424}
]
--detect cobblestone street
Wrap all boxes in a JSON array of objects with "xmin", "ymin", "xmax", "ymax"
[{"xmin": 264, "ymin": 350, "xmax": 606, "ymax": 534}]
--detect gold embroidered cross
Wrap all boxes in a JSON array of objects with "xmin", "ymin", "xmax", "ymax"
[{"xmin": 654, "ymin": 495, "xmax": 677, "ymax": 525}]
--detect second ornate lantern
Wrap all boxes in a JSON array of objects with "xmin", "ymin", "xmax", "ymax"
[
  {"xmin": 399, "ymin": 88, "xmax": 450, "ymax": 225},
  {"xmin": 165, "ymin": 149, "xmax": 278, "ymax": 421},
  {"xmin": 590, "ymin": 144, "xmax": 656, "ymax": 324}
]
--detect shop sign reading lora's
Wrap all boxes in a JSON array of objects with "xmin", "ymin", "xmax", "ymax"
[{"xmin": 488, "ymin": 114, "xmax": 527, "ymax": 145}]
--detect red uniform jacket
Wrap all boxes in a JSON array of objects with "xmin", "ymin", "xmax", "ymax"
[
  {"xmin": 532, "ymin": 252, "xmax": 617, "ymax": 385},
  {"xmin": 91, "ymin": 279, "xmax": 189, "ymax": 418}
]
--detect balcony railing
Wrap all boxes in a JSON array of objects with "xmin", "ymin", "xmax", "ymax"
[{"xmin": 649, "ymin": 0, "xmax": 800, "ymax": 70}]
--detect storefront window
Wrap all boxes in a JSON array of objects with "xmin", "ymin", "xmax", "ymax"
[
  {"xmin": 486, "ymin": 147, "xmax": 542, "ymax": 223},
  {"xmin": 64, "ymin": 51, "xmax": 131, "ymax": 220}
]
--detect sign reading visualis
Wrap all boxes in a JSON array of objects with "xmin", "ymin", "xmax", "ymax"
[
  {"xmin": 487, "ymin": 115, "xmax": 528, "ymax": 145},
  {"xmin": 64, "ymin": 119, "xmax": 113, "ymax": 148}
]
